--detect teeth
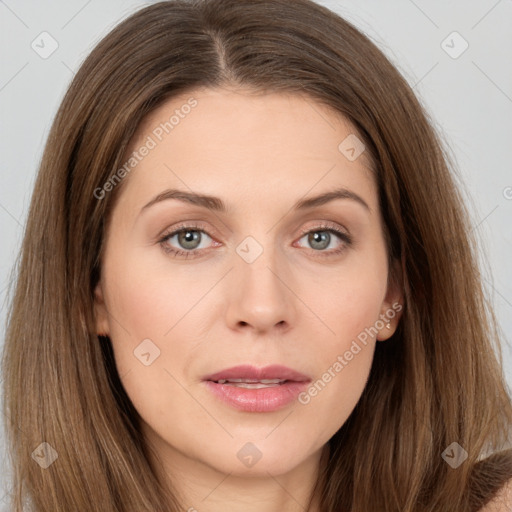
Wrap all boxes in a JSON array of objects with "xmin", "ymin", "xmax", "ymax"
[
  {"xmin": 222, "ymin": 382, "xmax": 281, "ymax": 389},
  {"xmin": 216, "ymin": 378, "xmax": 285, "ymax": 385}
]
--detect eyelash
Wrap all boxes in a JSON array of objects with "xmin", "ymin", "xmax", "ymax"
[{"xmin": 157, "ymin": 221, "xmax": 352, "ymax": 259}]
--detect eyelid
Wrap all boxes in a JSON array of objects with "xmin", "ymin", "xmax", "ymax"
[
  {"xmin": 296, "ymin": 220, "xmax": 350, "ymax": 239},
  {"xmin": 158, "ymin": 220, "xmax": 217, "ymax": 240}
]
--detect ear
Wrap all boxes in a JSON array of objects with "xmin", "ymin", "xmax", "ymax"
[
  {"xmin": 376, "ymin": 258, "xmax": 403, "ymax": 342},
  {"xmin": 93, "ymin": 280, "xmax": 110, "ymax": 337}
]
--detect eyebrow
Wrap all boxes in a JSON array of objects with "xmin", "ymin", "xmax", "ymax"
[{"xmin": 140, "ymin": 186, "xmax": 371, "ymax": 215}]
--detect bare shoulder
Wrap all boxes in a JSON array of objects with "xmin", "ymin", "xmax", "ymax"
[{"xmin": 479, "ymin": 478, "xmax": 512, "ymax": 511}]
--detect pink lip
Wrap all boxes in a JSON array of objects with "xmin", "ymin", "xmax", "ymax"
[
  {"xmin": 202, "ymin": 364, "xmax": 311, "ymax": 413},
  {"xmin": 203, "ymin": 364, "xmax": 310, "ymax": 382}
]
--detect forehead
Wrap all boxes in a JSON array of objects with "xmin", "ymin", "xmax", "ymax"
[
  {"xmin": 116, "ymin": 86, "xmax": 376, "ymax": 211},
  {"xmin": 129, "ymin": 86, "xmax": 373, "ymax": 163}
]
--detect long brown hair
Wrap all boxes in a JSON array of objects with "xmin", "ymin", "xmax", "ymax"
[{"xmin": 2, "ymin": 0, "xmax": 511, "ymax": 510}]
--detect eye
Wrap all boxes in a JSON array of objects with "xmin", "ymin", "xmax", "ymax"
[
  {"xmin": 158, "ymin": 223, "xmax": 217, "ymax": 258},
  {"xmin": 295, "ymin": 222, "xmax": 352, "ymax": 257}
]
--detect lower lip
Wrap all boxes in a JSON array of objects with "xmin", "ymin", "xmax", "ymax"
[{"xmin": 203, "ymin": 380, "xmax": 310, "ymax": 412}]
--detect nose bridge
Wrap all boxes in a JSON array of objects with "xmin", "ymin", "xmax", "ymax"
[
  {"xmin": 236, "ymin": 232, "xmax": 287, "ymax": 300},
  {"xmin": 225, "ymin": 232, "xmax": 295, "ymax": 332}
]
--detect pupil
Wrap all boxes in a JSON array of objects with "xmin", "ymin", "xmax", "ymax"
[
  {"xmin": 179, "ymin": 230, "xmax": 200, "ymax": 249},
  {"xmin": 309, "ymin": 231, "xmax": 330, "ymax": 250}
]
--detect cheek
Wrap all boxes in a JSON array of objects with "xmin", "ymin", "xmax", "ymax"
[
  {"xmin": 300, "ymin": 250, "xmax": 387, "ymax": 345},
  {"xmin": 104, "ymin": 250, "xmax": 191, "ymax": 335},
  {"xmin": 100, "ymin": 251, "xmax": 186, "ymax": 381},
  {"xmin": 296, "ymin": 301, "xmax": 378, "ymax": 442},
  {"xmin": 102, "ymin": 256, "xmax": 198, "ymax": 434},
  {"xmin": 295, "ymin": 255, "xmax": 387, "ymax": 432},
  {"xmin": 300, "ymin": 333, "xmax": 375, "ymax": 425}
]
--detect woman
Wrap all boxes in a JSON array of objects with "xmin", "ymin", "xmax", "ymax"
[{"xmin": 2, "ymin": 0, "xmax": 511, "ymax": 510}]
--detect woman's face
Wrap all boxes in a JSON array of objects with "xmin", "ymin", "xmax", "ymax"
[{"xmin": 94, "ymin": 87, "xmax": 402, "ymax": 479}]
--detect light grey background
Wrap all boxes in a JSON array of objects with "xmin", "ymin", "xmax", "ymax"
[{"xmin": 1, "ymin": 0, "xmax": 511, "ymax": 505}]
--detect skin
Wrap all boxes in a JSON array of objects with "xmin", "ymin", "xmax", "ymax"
[{"xmin": 94, "ymin": 86, "xmax": 403, "ymax": 512}]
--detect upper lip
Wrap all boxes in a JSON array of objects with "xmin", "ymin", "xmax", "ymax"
[{"xmin": 203, "ymin": 364, "xmax": 311, "ymax": 382}]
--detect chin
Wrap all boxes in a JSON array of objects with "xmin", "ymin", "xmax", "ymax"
[{"xmin": 199, "ymin": 441, "xmax": 314, "ymax": 478}]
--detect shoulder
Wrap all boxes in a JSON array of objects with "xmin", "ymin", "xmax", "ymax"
[{"xmin": 479, "ymin": 477, "xmax": 512, "ymax": 511}]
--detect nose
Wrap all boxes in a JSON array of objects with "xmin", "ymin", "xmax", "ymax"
[{"xmin": 224, "ymin": 243, "xmax": 297, "ymax": 335}]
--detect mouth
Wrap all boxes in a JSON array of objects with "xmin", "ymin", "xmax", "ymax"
[
  {"xmin": 202, "ymin": 364, "xmax": 311, "ymax": 412},
  {"xmin": 211, "ymin": 378, "xmax": 290, "ymax": 389}
]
